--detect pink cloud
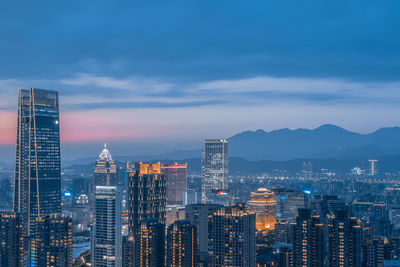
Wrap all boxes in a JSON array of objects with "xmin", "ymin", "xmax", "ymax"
[
  {"xmin": 0, "ymin": 110, "xmax": 176, "ymax": 145},
  {"xmin": 0, "ymin": 111, "xmax": 16, "ymax": 145},
  {"xmin": 61, "ymin": 110, "xmax": 174, "ymax": 143}
]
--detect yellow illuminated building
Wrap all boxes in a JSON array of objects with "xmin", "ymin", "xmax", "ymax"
[{"xmin": 249, "ymin": 188, "xmax": 276, "ymax": 231}]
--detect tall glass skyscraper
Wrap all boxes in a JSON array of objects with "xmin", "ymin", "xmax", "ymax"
[
  {"xmin": 91, "ymin": 186, "xmax": 122, "ymax": 267},
  {"xmin": 13, "ymin": 88, "xmax": 61, "ymax": 235},
  {"xmin": 201, "ymin": 139, "xmax": 228, "ymax": 202}
]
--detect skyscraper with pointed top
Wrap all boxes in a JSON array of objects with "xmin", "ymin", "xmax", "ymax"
[
  {"xmin": 93, "ymin": 144, "xmax": 118, "ymax": 186},
  {"xmin": 13, "ymin": 88, "xmax": 61, "ymax": 235}
]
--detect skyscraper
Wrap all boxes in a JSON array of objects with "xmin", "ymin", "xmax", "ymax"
[
  {"xmin": 249, "ymin": 188, "xmax": 276, "ymax": 231},
  {"xmin": 126, "ymin": 162, "xmax": 166, "ymax": 267},
  {"xmin": 128, "ymin": 162, "xmax": 166, "ymax": 236},
  {"xmin": 93, "ymin": 144, "xmax": 118, "ymax": 187},
  {"xmin": 328, "ymin": 209, "xmax": 362, "ymax": 267},
  {"xmin": 292, "ymin": 208, "xmax": 324, "ymax": 267},
  {"xmin": 0, "ymin": 212, "xmax": 25, "ymax": 267},
  {"xmin": 212, "ymin": 207, "xmax": 256, "ymax": 267},
  {"xmin": 202, "ymin": 139, "xmax": 228, "ymax": 202},
  {"xmin": 35, "ymin": 214, "xmax": 73, "ymax": 267},
  {"xmin": 13, "ymin": 88, "xmax": 61, "ymax": 235},
  {"xmin": 166, "ymin": 220, "xmax": 198, "ymax": 267},
  {"xmin": 91, "ymin": 186, "xmax": 122, "ymax": 267},
  {"xmin": 134, "ymin": 219, "xmax": 165, "ymax": 267},
  {"xmin": 161, "ymin": 163, "xmax": 187, "ymax": 205}
]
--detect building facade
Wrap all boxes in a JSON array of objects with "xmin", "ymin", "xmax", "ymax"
[
  {"xmin": 328, "ymin": 209, "xmax": 362, "ymax": 267},
  {"xmin": 166, "ymin": 220, "xmax": 198, "ymax": 267},
  {"xmin": 91, "ymin": 186, "xmax": 122, "ymax": 267},
  {"xmin": 0, "ymin": 212, "xmax": 24, "ymax": 267},
  {"xmin": 185, "ymin": 204, "xmax": 221, "ymax": 265},
  {"xmin": 128, "ymin": 162, "xmax": 166, "ymax": 236},
  {"xmin": 35, "ymin": 214, "xmax": 73, "ymax": 267},
  {"xmin": 93, "ymin": 144, "xmax": 118, "ymax": 187},
  {"xmin": 212, "ymin": 207, "xmax": 256, "ymax": 267},
  {"xmin": 134, "ymin": 219, "xmax": 165, "ymax": 267},
  {"xmin": 13, "ymin": 88, "xmax": 61, "ymax": 235},
  {"xmin": 201, "ymin": 139, "xmax": 228, "ymax": 202},
  {"xmin": 161, "ymin": 163, "xmax": 187, "ymax": 205},
  {"xmin": 292, "ymin": 208, "xmax": 325, "ymax": 267},
  {"xmin": 249, "ymin": 188, "xmax": 276, "ymax": 231}
]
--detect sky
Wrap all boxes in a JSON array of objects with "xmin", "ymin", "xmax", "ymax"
[{"xmin": 0, "ymin": 1, "xmax": 400, "ymax": 162}]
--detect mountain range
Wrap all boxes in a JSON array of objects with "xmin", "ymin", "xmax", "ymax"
[
  {"xmin": 2, "ymin": 124, "xmax": 399, "ymax": 171},
  {"xmin": 229, "ymin": 124, "xmax": 400, "ymax": 161}
]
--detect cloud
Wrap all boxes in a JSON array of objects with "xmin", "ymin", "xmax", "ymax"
[
  {"xmin": 60, "ymin": 73, "xmax": 175, "ymax": 93},
  {"xmin": 63, "ymin": 99, "xmax": 227, "ymax": 110}
]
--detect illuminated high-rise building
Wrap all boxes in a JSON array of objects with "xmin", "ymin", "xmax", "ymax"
[
  {"xmin": 0, "ymin": 212, "xmax": 25, "ymax": 267},
  {"xmin": 292, "ymin": 208, "xmax": 324, "ymax": 267},
  {"xmin": 249, "ymin": 188, "xmax": 276, "ymax": 231},
  {"xmin": 93, "ymin": 144, "xmax": 118, "ymax": 186},
  {"xmin": 134, "ymin": 219, "xmax": 165, "ymax": 267},
  {"xmin": 328, "ymin": 209, "xmax": 362, "ymax": 267},
  {"xmin": 35, "ymin": 214, "xmax": 73, "ymax": 267},
  {"xmin": 126, "ymin": 162, "xmax": 166, "ymax": 267},
  {"xmin": 202, "ymin": 139, "xmax": 228, "ymax": 202},
  {"xmin": 128, "ymin": 162, "xmax": 166, "ymax": 235},
  {"xmin": 13, "ymin": 88, "xmax": 61, "ymax": 235},
  {"xmin": 212, "ymin": 207, "xmax": 256, "ymax": 267},
  {"xmin": 91, "ymin": 186, "xmax": 122, "ymax": 267},
  {"xmin": 166, "ymin": 220, "xmax": 198, "ymax": 267},
  {"xmin": 161, "ymin": 163, "xmax": 187, "ymax": 205}
]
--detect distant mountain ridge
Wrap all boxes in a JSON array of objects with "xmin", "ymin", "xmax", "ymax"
[
  {"xmin": 228, "ymin": 124, "xmax": 400, "ymax": 160},
  {"xmin": 58, "ymin": 124, "xmax": 400, "ymax": 167}
]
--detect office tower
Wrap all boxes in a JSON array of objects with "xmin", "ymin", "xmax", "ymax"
[
  {"xmin": 134, "ymin": 219, "xmax": 165, "ymax": 267},
  {"xmin": 161, "ymin": 163, "xmax": 187, "ymax": 205},
  {"xmin": 369, "ymin": 159, "xmax": 378, "ymax": 176},
  {"xmin": 126, "ymin": 162, "xmax": 166, "ymax": 267},
  {"xmin": 274, "ymin": 188, "xmax": 305, "ymax": 222},
  {"xmin": 91, "ymin": 186, "xmax": 122, "ymax": 267},
  {"xmin": 166, "ymin": 220, "xmax": 198, "ymax": 267},
  {"xmin": 0, "ymin": 212, "xmax": 24, "ymax": 267},
  {"xmin": 201, "ymin": 139, "xmax": 228, "ymax": 201},
  {"xmin": 273, "ymin": 244, "xmax": 293, "ymax": 267},
  {"xmin": 13, "ymin": 88, "xmax": 61, "ymax": 235},
  {"xmin": 185, "ymin": 204, "xmax": 221, "ymax": 265},
  {"xmin": 93, "ymin": 144, "xmax": 118, "ymax": 186},
  {"xmin": 128, "ymin": 162, "xmax": 166, "ymax": 236},
  {"xmin": 328, "ymin": 209, "xmax": 362, "ymax": 267},
  {"xmin": 292, "ymin": 208, "xmax": 324, "ymax": 267},
  {"xmin": 212, "ymin": 207, "xmax": 256, "ymax": 267},
  {"xmin": 249, "ymin": 188, "xmax": 276, "ymax": 231},
  {"xmin": 35, "ymin": 214, "xmax": 73, "ymax": 267}
]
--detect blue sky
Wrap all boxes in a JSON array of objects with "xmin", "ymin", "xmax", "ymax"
[{"xmin": 0, "ymin": 1, "xmax": 400, "ymax": 161}]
